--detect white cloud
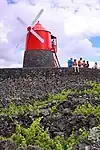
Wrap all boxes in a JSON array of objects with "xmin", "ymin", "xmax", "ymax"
[{"xmin": 0, "ymin": 0, "xmax": 100, "ymax": 68}]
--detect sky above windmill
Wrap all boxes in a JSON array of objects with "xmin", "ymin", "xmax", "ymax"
[{"xmin": 0, "ymin": 0, "xmax": 100, "ymax": 68}]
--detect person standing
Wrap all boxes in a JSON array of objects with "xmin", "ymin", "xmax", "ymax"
[
  {"xmin": 82, "ymin": 60, "xmax": 86, "ymax": 68},
  {"xmin": 85, "ymin": 61, "xmax": 89, "ymax": 68},
  {"xmin": 78, "ymin": 58, "xmax": 82, "ymax": 68},
  {"xmin": 68, "ymin": 58, "xmax": 73, "ymax": 68},
  {"xmin": 73, "ymin": 59, "xmax": 79, "ymax": 72},
  {"xmin": 93, "ymin": 62, "xmax": 98, "ymax": 69}
]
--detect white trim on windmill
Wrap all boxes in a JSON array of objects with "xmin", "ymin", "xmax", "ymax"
[
  {"xmin": 31, "ymin": 9, "xmax": 44, "ymax": 26},
  {"xmin": 16, "ymin": 9, "xmax": 44, "ymax": 48}
]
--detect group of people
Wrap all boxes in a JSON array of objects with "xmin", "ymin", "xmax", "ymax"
[
  {"xmin": 68, "ymin": 57, "xmax": 99, "ymax": 72},
  {"xmin": 68, "ymin": 57, "xmax": 89, "ymax": 72}
]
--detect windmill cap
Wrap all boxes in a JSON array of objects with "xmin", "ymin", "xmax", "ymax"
[{"xmin": 32, "ymin": 21, "xmax": 49, "ymax": 31}]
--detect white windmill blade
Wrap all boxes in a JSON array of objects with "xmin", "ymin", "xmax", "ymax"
[
  {"xmin": 16, "ymin": 17, "xmax": 28, "ymax": 47},
  {"xmin": 16, "ymin": 40, "xmax": 24, "ymax": 48},
  {"xmin": 17, "ymin": 14, "xmax": 44, "ymax": 43},
  {"xmin": 14, "ymin": 32, "xmax": 26, "ymax": 48},
  {"xmin": 31, "ymin": 9, "xmax": 44, "ymax": 26},
  {"xmin": 30, "ymin": 29, "xmax": 44, "ymax": 43},
  {"xmin": 17, "ymin": 17, "xmax": 27, "ymax": 28}
]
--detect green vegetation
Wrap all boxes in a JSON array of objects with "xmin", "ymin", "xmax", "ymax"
[
  {"xmin": 0, "ymin": 81, "xmax": 100, "ymax": 150},
  {"xmin": 78, "ymin": 81, "xmax": 100, "ymax": 98},
  {"xmin": 0, "ymin": 118, "xmax": 88, "ymax": 150},
  {"xmin": 74, "ymin": 103, "xmax": 100, "ymax": 119},
  {"xmin": 0, "ymin": 89, "xmax": 72, "ymax": 116},
  {"xmin": 0, "ymin": 102, "xmax": 35, "ymax": 116},
  {"xmin": 73, "ymin": 81, "xmax": 100, "ymax": 120}
]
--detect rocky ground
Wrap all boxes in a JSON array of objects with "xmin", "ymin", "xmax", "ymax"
[{"xmin": 0, "ymin": 68, "xmax": 100, "ymax": 150}]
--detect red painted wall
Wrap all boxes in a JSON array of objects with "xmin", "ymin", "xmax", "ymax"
[{"xmin": 26, "ymin": 30, "xmax": 52, "ymax": 50}]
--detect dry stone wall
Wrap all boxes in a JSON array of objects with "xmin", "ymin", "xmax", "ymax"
[{"xmin": 0, "ymin": 68, "xmax": 100, "ymax": 107}]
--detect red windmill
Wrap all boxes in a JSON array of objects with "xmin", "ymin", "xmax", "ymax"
[{"xmin": 17, "ymin": 9, "xmax": 60, "ymax": 67}]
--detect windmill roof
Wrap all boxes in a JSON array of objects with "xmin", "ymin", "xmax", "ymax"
[{"xmin": 32, "ymin": 21, "xmax": 49, "ymax": 31}]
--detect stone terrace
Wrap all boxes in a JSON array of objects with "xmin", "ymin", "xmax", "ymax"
[{"xmin": 0, "ymin": 68, "xmax": 100, "ymax": 107}]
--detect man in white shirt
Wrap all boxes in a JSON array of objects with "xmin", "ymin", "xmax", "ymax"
[{"xmin": 93, "ymin": 62, "xmax": 98, "ymax": 69}]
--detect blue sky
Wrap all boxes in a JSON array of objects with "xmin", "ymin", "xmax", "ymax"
[
  {"xmin": 89, "ymin": 36, "xmax": 100, "ymax": 48},
  {"xmin": 7, "ymin": 0, "xmax": 18, "ymax": 4},
  {"xmin": 0, "ymin": 0, "xmax": 100, "ymax": 68}
]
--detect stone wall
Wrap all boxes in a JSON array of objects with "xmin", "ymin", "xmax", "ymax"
[
  {"xmin": 23, "ymin": 50, "xmax": 55, "ymax": 67},
  {"xmin": 0, "ymin": 67, "xmax": 100, "ymax": 107}
]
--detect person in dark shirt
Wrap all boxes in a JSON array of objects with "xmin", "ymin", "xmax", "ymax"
[
  {"xmin": 82, "ymin": 60, "xmax": 86, "ymax": 68},
  {"xmin": 85, "ymin": 61, "xmax": 89, "ymax": 68}
]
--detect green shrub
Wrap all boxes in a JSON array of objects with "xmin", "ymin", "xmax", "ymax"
[
  {"xmin": 78, "ymin": 81, "xmax": 100, "ymax": 97},
  {"xmin": 74, "ymin": 103, "xmax": 100, "ymax": 119},
  {"xmin": 8, "ymin": 118, "xmax": 88, "ymax": 150}
]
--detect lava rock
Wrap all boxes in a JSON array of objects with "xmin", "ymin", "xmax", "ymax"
[
  {"xmin": 41, "ymin": 113, "xmax": 99, "ymax": 138},
  {"xmin": 13, "ymin": 113, "xmax": 33, "ymax": 128},
  {"xmin": 27, "ymin": 145, "xmax": 43, "ymax": 150},
  {"xmin": 23, "ymin": 50, "xmax": 55, "ymax": 68},
  {"xmin": 40, "ymin": 109, "xmax": 50, "ymax": 116},
  {"xmin": 74, "ymin": 141, "xmax": 100, "ymax": 150},
  {"xmin": 0, "ymin": 68, "xmax": 100, "ymax": 107},
  {"xmin": 62, "ymin": 108, "xmax": 72, "ymax": 116},
  {"xmin": 0, "ymin": 140, "xmax": 15, "ymax": 150},
  {"xmin": 0, "ymin": 115, "xmax": 16, "ymax": 137}
]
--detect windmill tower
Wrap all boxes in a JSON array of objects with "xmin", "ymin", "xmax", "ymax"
[{"xmin": 17, "ymin": 9, "xmax": 60, "ymax": 67}]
